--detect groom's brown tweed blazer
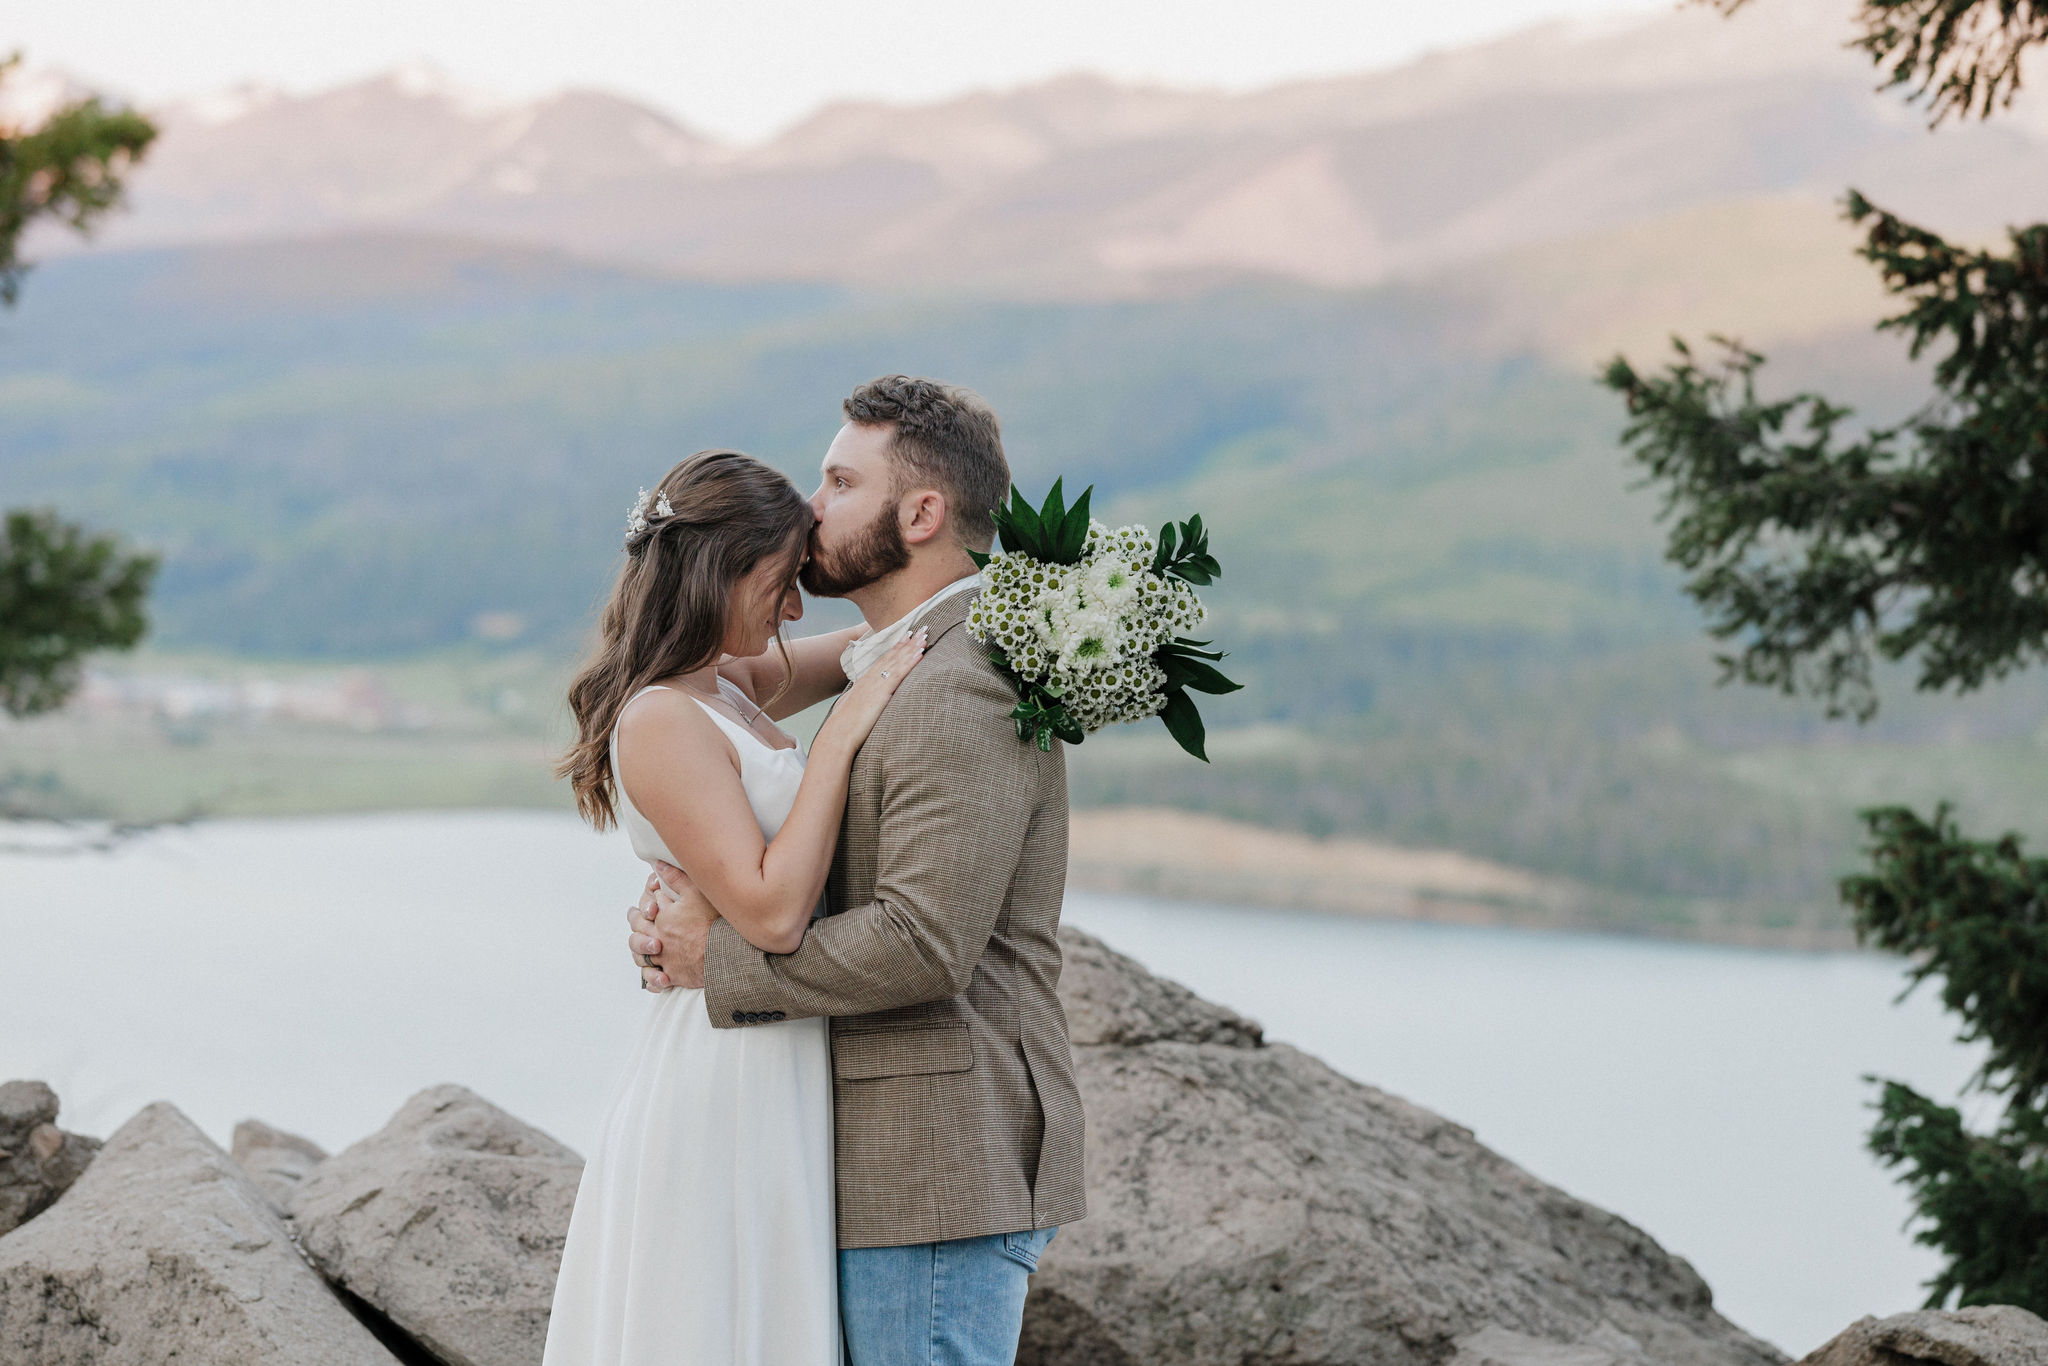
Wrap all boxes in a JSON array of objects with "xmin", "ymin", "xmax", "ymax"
[{"xmin": 703, "ymin": 589, "xmax": 1087, "ymax": 1249}]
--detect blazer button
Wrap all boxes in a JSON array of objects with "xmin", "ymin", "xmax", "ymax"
[
  {"xmin": 731, "ymin": 1011, "xmax": 745, "ymax": 1023},
  {"xmin": 770, "ymin": 1011, "xmax": 786, "ymax": 1021}
]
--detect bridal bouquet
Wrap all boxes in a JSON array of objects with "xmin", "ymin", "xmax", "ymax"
[{"xmin": 966, "ymin": 480, "xmax": 1239, "ymax": 761}]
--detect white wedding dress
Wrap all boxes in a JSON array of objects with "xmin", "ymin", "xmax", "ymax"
[{"xmin": 543, "ymin": 682, "xmax": 841, "ymax": 1366}]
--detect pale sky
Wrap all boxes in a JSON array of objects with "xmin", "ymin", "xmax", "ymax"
[{"xmin": 6, "ymin": 0, "xmax": 1676, "ymax": 143}]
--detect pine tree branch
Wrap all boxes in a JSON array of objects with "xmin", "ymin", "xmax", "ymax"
[
  {"xmin": 1695, "ymin": 0, "xmax": 2048, "ymax": 125},
  {"xmin": 0, "ymin": 53, "xmax": 158, "ymax": 305},
  {"xmin": 0, "ymin": 509, "xmax": 158, "ymax": 718},
  {"xmin": 1603, "ymin": 196, "xmax": 2048, "ymax": 719}
]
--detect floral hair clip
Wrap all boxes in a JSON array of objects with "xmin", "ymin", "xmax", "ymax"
[{"xmin": 625, "ymin": 487, "xmax": 675, "ymax": 544}]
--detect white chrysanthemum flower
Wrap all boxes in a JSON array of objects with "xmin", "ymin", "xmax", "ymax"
[{"xmin": 1084, "ymin": 555, "xmax": 1139, "ymax": 612}]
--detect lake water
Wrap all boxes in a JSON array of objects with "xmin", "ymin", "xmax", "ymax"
[{"xmin": 0, "ymin": 810, "xmax": 1980, "ymax": 1355}]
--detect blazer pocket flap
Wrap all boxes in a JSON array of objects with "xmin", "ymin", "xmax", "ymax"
[{"xmin": 835, "ymin": 1026, "xmax": 973, "ymax": 1080}]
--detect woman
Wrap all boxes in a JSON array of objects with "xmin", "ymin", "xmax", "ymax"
[{"xmin": 544, "ymin": 449, "xmax": 925, "ymax": 1365}]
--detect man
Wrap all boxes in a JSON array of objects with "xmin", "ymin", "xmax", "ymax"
[{"xmin": 628, "ymin": 375, "xmax": 1086, "ymax": 1366}]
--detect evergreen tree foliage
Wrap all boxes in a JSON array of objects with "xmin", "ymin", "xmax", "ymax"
[
  {"xmin": 1603, "ymin": 195, "xmax": 2048, "ymax": 724},
  {"xmin": 1614, "ymin": 0, "xmax": 2048, "ymax": 1314},
  {"xmin": 1713, "ymin": 0, "xmax": 2048, "ymax": 123},
  {"xmin": 0, "ymin": 509, "xmax": 157, "ymax": 718},
  {"xmin": 1848, "ymin": 808, "xmax": 2048, "ymax": 1309},
  {"xmin": 0, "ymin": 59, "xmax": 157, "ymax": 719},
  {"xmin": 0, "ymin": 52, "xmax": 156, "ymax": 303}
]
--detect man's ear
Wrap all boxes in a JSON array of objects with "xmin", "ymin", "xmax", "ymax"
[{"xmin": 899, "ymin": 488, "xmax": 950, "ymax": 547}]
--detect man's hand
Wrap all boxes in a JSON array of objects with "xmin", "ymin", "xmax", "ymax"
[
  {"xmin": 627, "ymin": 890, "xmax": 670, "ymax": 992},
  {"xmin": 627, "ymin": 861, "xmax": 715, "ymax": 991}
]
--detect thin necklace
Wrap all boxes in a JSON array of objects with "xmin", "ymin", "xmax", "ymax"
[{"xmin": 679, "ymin": 673, "xmax": 765, "ymax": 725}]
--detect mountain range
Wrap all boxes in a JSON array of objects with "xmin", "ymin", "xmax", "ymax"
[{"xmin": 25, "ymin": 0, "xmax": 2048, "ymax": 299}]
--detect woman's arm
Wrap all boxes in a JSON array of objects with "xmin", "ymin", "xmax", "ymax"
[
  {"xmin": 719, "ymin": 625, "xmax": 863, "ymax": 720},
  {"xmin": 618, "ymin": 631, "xmax": 926, "ymax": 955}
]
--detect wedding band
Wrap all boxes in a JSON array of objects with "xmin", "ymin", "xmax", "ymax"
[{"xmin": 638, "ymin": 952, "xmax": 657, "ymax": 969}]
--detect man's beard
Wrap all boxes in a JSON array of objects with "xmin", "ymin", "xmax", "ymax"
[{"xmin": 800, "ymin": 501, "xmax": 910, "ymax": 598}]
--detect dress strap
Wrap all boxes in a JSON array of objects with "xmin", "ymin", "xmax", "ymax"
[
  {"xmin": 619, "ymin": 680, "xmax": 793, "ymax": 755},
  {"xmin": 684, "ymin": 693, "xmax": 778, "ymax": 755}
]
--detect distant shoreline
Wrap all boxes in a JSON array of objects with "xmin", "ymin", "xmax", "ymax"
[
  {"xmin": 1066, "ymin": 807, "xmax": 1859, "ymax": 951},
  {"xmin": 0, "ymin": 803, "xmax": 1857, "ymax": 950}
]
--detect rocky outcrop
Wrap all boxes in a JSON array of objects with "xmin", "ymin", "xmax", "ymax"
[
  {"xmin": 1796, "ymin": 1307, "xmax": 2048, "ymax": 1366},
  {"xmin": 0, "ymin": 1101, "xmax": 398, "ymax": 1365},
  {"xmin": 1019, "ymin": 928, "xmax": 1789, "ymax": 1366},
  {"xmin": 0, "ymin": 1081, "xmax": 99, "ymax": 1238},
  {"xmin": 288, "ymin": 1085, "xmax": 583, "ymax": 1366},
  {"xmin": 9, "ymin": 936, "xmax": 2006, "ymax": 1366},
  {"xmin": 232, "ymin": 1119, "xmax": 328, "ymax": 1211}
]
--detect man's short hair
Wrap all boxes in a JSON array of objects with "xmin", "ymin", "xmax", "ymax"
[{"xmin": 843, "ymin": 375, "xmax": 1008, "ymax": 552}]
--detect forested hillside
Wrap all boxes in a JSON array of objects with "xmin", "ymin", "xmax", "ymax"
[
  {"xmin": 0, "ymin": 221, "xmax": 1920, "ymax": 656},
  {"xmin": 11, "ymin": 227, "xmax": 2045, "ymax": 938}
]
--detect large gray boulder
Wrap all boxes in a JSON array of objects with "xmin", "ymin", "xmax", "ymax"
[
  {"xmin": 289, "ymin": 1084, "xmax": 583, "ymax": 1366},
  {"xmin": 1796, "ymin": 1307, "xmax": 2048, "ymax": 1366},
  {"xmin": 0, "ymin": 1081, "xmax": 99, "ymax": 1237},
  {"xmin": 0, "ymin": 1101, "xmax": 397, "ymax": 1365},
  {"xmin": 1021, "ymin": 928, "xmax": 1789, "ymax": 1366},
  {"xmin": 232, "ymin": 1118, "xmax": 329, "ymax": 1211}
]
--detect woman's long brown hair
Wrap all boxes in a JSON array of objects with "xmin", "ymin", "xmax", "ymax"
[{"xmin": 559, "ymin": 450, "xmax": 812, "ymax": 829}]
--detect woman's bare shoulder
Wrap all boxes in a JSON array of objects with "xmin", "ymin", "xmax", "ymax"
[{"xmin": 615, "ymin": 686, "xmax": 731, "ymax": 757}]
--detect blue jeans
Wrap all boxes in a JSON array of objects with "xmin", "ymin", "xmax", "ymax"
[{"xmin": 839, "ymin": 1227, "xmax": 1057, "ymax": 1366}]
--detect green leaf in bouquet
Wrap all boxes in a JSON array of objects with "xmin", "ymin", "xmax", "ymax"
[
  {"xmin": 1008, "ymin": 687, "xmax": 1085, "ymax": 752},
  {"xmin": 1008, "ymin": 697, "xmax": 1049, "ymax": 750},
  {"xmin": 1158, "ymin": 688, "xmax": 1210, "ymax": 762},
  {"xmin": 1151, "ymin": 521, "xmax": 1178, "ymax": 576},
  {"xmin": 1040, "ymin": 477, "xmax": 1068, "ymax": 544},
  {"xmin": 1057, "ymin": 485, "xmax": 1093, "ymax": 565},
  {"xmin": 967, "ymin": 548, "xmax": 991, "ymax": 570},
  {"xmin": 998, "ymin": 487, "xmax": 1042, "ymax": 555},
  {"xmin": 1153, "ymin": 515, "xmax": 1221, "ymax": 585},
  {"xmin": 1172, "ymin": 657, "xmax": 1242, "ymax": 695},
  {"xmin": 992, "ymin": 480, "xmax": 1096, "ymax": 566},
  {"xmin": 1158, "ymin": 638, "xmax": 1242, "ymax": 696},
  {"xmin": 989, "ymin": 651, "xmax": 1087, "ymax": 752}
]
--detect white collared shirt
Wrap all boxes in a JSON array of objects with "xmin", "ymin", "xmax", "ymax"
[{"xmin": 839, "ymin": 573, "xmax": 981, "ymax": 683}]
